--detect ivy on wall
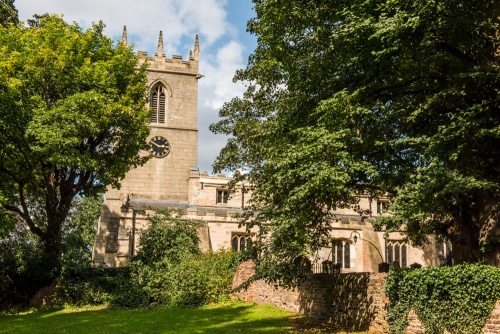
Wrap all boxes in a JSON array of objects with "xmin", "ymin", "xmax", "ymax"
[{"xmin": 386, "ymin": 264, "xmax": 500, "ymax": 334}]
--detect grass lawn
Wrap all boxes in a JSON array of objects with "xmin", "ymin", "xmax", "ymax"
[{"xmin": 0, "ymin": 301, "xmax": 366, "ymax": 334}]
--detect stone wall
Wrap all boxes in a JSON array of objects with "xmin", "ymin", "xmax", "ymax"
[
  {"xmin": 405, "ymin": 309, "xmax": 425, "ymax": 334},
  {"xmin": 484, "ymin": 301, "xmax": 500, "ymax": 334},
  {"xmin": 233, "ymin": 261, "xmax": 500, "ymax": 334},
  {"xmin": 231, "ymin": 261, "xmax": 389, "ymax": 333},
  {"xmin": 29, "ymin": 281, "xmax": 58, "ymax": 307}
]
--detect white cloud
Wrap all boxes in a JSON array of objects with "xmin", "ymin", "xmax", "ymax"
[
  {"xmin": 197, "ymin": 39, "xmax": 247, "ymax": 173},
  {"xmin": 200, "ymin": 40, "xmax": 246, "ymax": 109},
  {"xmin": 14, "ymin": 0, "xmax": 251, "ymax": 174},
  {"xmin": 15, "ymin": 0, "xmax": 232, "ymax": 55}
]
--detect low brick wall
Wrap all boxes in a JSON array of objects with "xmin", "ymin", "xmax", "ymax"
[
  {"xmin": 233, "ymin": 261, "xmax": 500, "ymax": 334},
  {"xmin": 232, "ymin": 261, "xmax": 389, "ymax": 333},
  {"xmin": 483, "ymin": 301, "xmax": 500, "ymax": 334}
]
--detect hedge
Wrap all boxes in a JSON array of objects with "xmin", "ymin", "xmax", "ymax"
[{"xmin": 386, "ymin": 264, "xmax": 500, "ymax": 334}]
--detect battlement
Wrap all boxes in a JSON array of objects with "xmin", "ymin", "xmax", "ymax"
[
  {"xmin": 189, "ymin": 168, "xmax": 234, "ymax": 183},
  {"xmin": 122, "ymin": 26, "xmax": 200, "ymax": 76}
]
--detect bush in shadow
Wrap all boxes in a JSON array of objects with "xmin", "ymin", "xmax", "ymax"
[{"xmin": 0, "ymin": 225, "xmax": 54, "ymax": 310}]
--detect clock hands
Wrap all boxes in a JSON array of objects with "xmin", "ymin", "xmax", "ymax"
[
  {"xmin": 149, "ymin": 136, "xmax": 170, "ymax": 158},
  {"xmin": 151, "ymin": 141, "xmax": 168, "ymax": 149}
]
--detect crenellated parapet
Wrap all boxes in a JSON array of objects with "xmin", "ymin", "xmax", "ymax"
[{"xmin": 122, "ymin": 26, "xmax": 200, "ymax": 77}]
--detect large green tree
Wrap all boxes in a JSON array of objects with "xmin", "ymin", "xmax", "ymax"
[
  {"xmin": 0, "ymin": 15, "xmax": 150, "ymax": 271},
  {"xmin": 211, "ymin": 0, "xmax": 500, "ymax": 285},
  {"xmin": 0, "ymin": 0, "xmax": 17, "ymax": 27}
]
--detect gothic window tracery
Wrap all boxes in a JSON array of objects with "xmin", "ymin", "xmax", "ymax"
[
  {"xmin": 332, "ymin": 239, "xmax": 352, "ymax": 269},
  {"xmin": 386, "ymin": 241, "xmax": 407, "ymax": 268},
  {"xmin": 231, "ymin": 233, "xmax": 253, "ymax": 252}
]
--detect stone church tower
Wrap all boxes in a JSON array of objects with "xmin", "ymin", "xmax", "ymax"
[
  {"xmin": 119, "ymin": 30, "xmax": 200, "ymax": 202},
  {"xmin": 92, "ymin": 28, "xmax": 203, "ymax": 266}
]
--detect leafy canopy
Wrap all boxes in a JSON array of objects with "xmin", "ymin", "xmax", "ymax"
[
  {"xmin": 0, "ymin": 0, "xmax": 17, "ymax": 27},
  {"xmin": 211, "ymin": 0, "xmax": 500, "ymax": 285},
  {"xmin": 0, "ymin": 15, "xmax": 151, "ymax": 266}
]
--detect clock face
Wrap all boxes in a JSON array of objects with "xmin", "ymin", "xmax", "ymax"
[{"xmin": 149, "ymin": 136, "xmax": 170, "ymax": 158}]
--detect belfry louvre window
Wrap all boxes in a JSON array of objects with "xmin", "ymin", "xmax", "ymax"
[{"xmin": 150, "ymin": 84, "xmax": 166, "ymax": 123}]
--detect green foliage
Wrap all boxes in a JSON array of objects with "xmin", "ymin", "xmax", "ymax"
[
  {"xmin": 136, "ymin": 209, "xmax": 201, "ymax": 264},
  {"xmin": 0, "ymin": 14, "xmax": 150, "ymax": 268},
  {"xmin": 0, "ymin": 207, "xmax": 17, "ymax": 239},
  {"xmin": 115, "ymin": 209, "xmax": 238, "ymax": 308},
  {"xmin": 211, "ymin": 0, "xmax": 500, "ymax": 283},
  {"xmin": 54, "ymin": 195, "xmax": 104, "ymax": 305},
  {"xmin": 56, "ymin": 210, "xmax": 238, "ymax": 309},
  {"xmin": 174, "ymin": 251, "xmax": 237, "ymax": 306},
  {"xmin": 386, "ymin": 264, "xmax": 500, "ymax": 334},
  {"xmin": 109, "ymin": 250, "xmax": 238, "ymax": 308},
  {"xmin": 0, "ymin": 0, "xmax": 17, "ymax": 27},
  {"xmin": 0, "ymin": 225, "xmax": 52, "ymax": 309},
  {"xmin": 61, "ymin": 195, "xmax": 102, "ymax": 266},
  {"xmin": 0, "ymin": 195, "xmax": 101, "ymax": 309},
  {"xmin": 55, "ymin": 267, "xmax": 130, "ymax": 306}
]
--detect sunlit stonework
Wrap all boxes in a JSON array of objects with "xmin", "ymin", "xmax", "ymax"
[{"xmin": 92, "ymin": 28, "xmax": 447, "ymax": 271}]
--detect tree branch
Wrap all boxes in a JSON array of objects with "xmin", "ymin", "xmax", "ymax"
[
  {"xmin": 17, "ymin": 183, "xmax": 44, "ymax": 238},
  {"xmin": 436, "ymin": 42, "xmax": 477, "ymax": 67}
]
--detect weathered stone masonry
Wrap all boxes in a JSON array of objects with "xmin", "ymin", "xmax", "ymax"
[
  {"xmin": 231, "ymin": 261, "xmax": 389, "ymax": 333},
  {"xmin": 232, "ymin": 261, "xmax": 500, "ymax": 334}
]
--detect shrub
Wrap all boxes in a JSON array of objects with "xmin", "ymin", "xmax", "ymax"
[
  {"xmin": 110, "ymin": 250, "xmax": 238, "ymax": 308},
  {"xmin": 386, "ymin": 264, "xmax": 500, "ymax": 334},
  {"xmin": 0, "ymin": 195, "xmax": 102, "ymax": 310},
  {"xmin": 55, "ymin": 267, "xmax": 131, "ymax": 306},
  {"xmin": 117, "ymin": 209, "xmax": 238, "ymax": 308},
  {"xmin": 56, "ymin": 209, "xmax": 238, "ymax": 309},
  {"xmin": 0, "ymin": 225, "xmax": 53, "ymax": 309},
  {"xmin": 136, "ymin": 209, "xmax": 200, "ymax": 265},
  {"xmin": 165, "ymin": 250, "xmax": 238, "ymax": 306}
]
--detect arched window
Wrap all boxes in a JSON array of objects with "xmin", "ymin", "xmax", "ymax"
[
  {"xmin": 332, "ymin": 239, "xmax": 352, "ymax": 269},
  {"xmin": 386, "ymin": 241, "xmax": 407, "ymax": 268},
  {"xmin": 150, "ymin": 83, "xmax": 167, "ymax": 123},
  {"xmin": 231, "ymin": 233, "xmax": 253, "ymax": 252}
]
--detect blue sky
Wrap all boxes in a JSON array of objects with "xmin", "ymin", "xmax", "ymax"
[{"xmin": 15, "ymin": 0, "xmax": 257, "ymax": 174}]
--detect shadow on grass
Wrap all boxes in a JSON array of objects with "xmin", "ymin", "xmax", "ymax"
[{"xmin": 0, "ymin": 303, "xmax": 302, "ymax": 334}]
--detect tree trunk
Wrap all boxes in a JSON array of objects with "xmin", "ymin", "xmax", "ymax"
[
  {"xmin": 447, "ymin": 206, "xmax": 481, "ymax": 264},
  {"xmin": 40, "ymin": 215, "xmax": 64, "ymax": 275},
  {"xmin": 479, "ymin": 205, "xmax": 500, "ymax": 266},
  {"xmin": 447, "ymin": 198, "xmax": 500, "ymax": 266}
]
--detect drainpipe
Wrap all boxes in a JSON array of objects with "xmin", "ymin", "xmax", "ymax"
[
  {"xmin": 131, "ymin": 209, "xmax": 136, "ymax": 256},
  {"xmin": 241, "ymin": 184, "xmax": 245, "ymax": 209},
  {"xmin": 369, "ymin": 196, "xmax": 372, "ymax": 217}
]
